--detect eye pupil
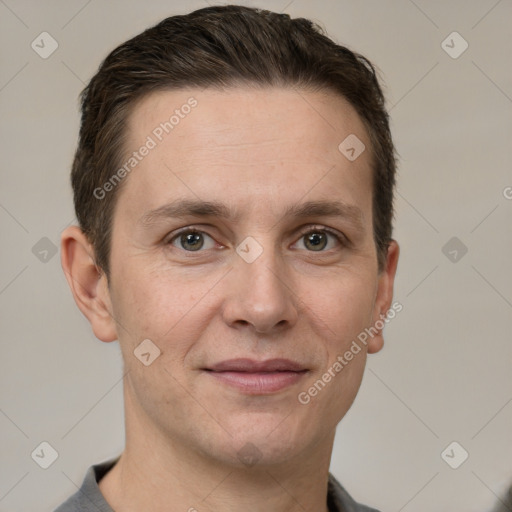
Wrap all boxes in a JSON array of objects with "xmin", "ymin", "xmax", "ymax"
[
  {"xmin": 305, "ymin": 232, "xmax": 327, "ymax": 251},
  {"xmin": 181, "ymin": 232, "xmax": 204, "ymax": 251}
]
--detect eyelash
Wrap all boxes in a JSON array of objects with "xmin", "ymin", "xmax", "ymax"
[{"xmin": 166, "ymin": 225, "xmax": 347, "ymax": 252}]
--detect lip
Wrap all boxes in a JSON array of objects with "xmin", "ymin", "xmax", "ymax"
[
  {"xmin": 203, "ymin": 358, "xmax": 308, "ymax": 394},
  {"xmin": 207, "ymin": 358, "xmax": 306, "ymax": 373}
]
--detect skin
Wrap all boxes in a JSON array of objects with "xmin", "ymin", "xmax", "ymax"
[{"xmin": 61, "ymin": 86, "xmax": 399, "ymax": 512}]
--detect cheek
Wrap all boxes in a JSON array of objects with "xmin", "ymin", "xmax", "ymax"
[
  {"xmin": 303, "ymin": 270, "xmax": 376, "ymax": 349},
  {"xmin": 110, "ymin": 261, "xmax": 219, "ymax": 361}
]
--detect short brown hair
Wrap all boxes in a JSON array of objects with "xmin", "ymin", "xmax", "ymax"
[{"xmin": 71, "ymin": 5, "xmax": 396, "ymax": 276}]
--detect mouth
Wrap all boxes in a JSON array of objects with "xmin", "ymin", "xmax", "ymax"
[{"xmin": 202, "ymin": 358, "xmax": 309, "ymax": 394}]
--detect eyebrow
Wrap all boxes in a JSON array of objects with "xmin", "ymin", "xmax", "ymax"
[{"xmin": 139, "ymin": 198, "xmax": 365, "ymax": 230}]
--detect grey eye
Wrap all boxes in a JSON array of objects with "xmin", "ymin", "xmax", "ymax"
[
  {"xmin": 294, "ymin": 230, "xmax": 340, "ymax": 252},
  {"xmin": 303, "ymin": 232, "xmax": 328, "ymax": 251},
  {"xmin": 170, "ymin": 231, "xmax": 216, "ymax": 251}
]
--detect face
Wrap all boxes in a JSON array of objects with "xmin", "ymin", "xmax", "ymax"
[{"xmin": 94, "ymin": 87, "xmax": 397, "ymax": 467}]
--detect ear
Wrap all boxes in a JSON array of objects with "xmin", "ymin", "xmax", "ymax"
[
  {"xmin": 60, "ymin": 226, "xmax": 117, "ymax": 342},
  {"xmin": 367, "ymin": 240, "xmax": 400, "ymax": 354}
]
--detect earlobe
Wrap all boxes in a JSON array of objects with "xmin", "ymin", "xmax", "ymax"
[
  {"xmin": 367, "ymin": 240, "xmax": 400, "ymax": 354},
  {"xmin": 60, "ymin": 226, "xmax": 118, "ymax": 342}
]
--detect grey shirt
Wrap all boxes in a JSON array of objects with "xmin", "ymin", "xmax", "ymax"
[{"xmin": 55, "ymin": 458, "xmax": 380, "ymax": 512}]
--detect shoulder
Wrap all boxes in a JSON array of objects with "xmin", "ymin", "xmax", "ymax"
[
  {"xmin": 328, "ymin": 473, "xmax": 382, "ymax": 512},
  {"xmin": 54, "ymin": 458, "xmax": 118, "ymax": 512}
]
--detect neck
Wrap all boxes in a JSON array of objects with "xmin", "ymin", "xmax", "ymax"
[{"xmin": 99, "ymin": 386, "xmax": 335, "ymax": 512}]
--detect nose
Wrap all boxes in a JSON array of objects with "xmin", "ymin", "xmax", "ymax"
[{"xmin": 221, "ymin": 246, "xmax": 299, "ymax": 335}]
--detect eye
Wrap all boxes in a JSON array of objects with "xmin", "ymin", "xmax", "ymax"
[
  {"xmin": 168, "ymin": 229, "xmax": 217, "ymax": 252},
  {"xmin": 293, "ymin": 227, "xmax": 343, "ymax": 252}
]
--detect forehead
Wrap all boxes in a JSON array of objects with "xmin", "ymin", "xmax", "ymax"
[
  {"xmin": 116, "ymin": 86, "xmax": 373, "ymax": 222},
  {"xmin": 126, "ymin": 86, "xmax": 368, "ymax": 156}
]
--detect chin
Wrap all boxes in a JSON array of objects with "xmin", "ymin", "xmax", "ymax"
[
  {"xmin": 214, "ymin": 438, "xmax": 306, "ymax": 469},
  {"xmin": 204, "ymin": 414, "xmax": 316, "ymax": 469}
]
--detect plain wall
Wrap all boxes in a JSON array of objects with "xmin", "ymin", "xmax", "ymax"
[{"xmin": 1, "ymin": 1, "xmax": 511, "ymax": 511}]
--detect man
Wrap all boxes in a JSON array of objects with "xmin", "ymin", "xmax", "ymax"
[{"xmin": 57, "ymin": 5, "xmax": 399, "ymax": 512}]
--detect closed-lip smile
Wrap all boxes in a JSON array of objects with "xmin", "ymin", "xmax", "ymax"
[{"xmin": 203, "ymin": 358, "xmax": 309, "ymax": 394}]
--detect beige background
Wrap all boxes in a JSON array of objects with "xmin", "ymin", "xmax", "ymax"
[{"xmin": 1, "ymin": 1, "xmax": 511, "ymax": 511}]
